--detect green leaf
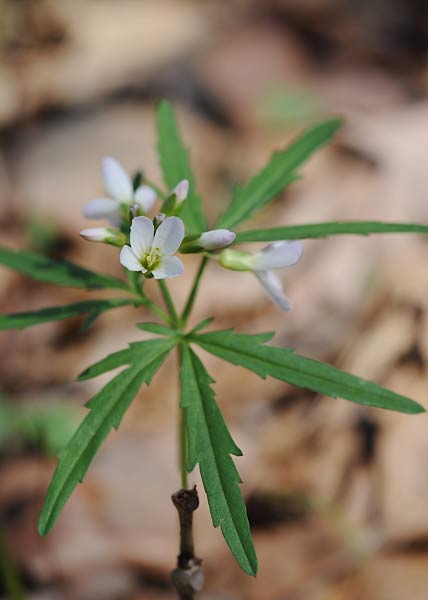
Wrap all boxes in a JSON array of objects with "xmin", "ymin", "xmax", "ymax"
[
  {"xmin": 180, "ymin": 344, "xmax": 257, "ymax": 576},
  {"xmin": 0, "ymin": 246, "xmax": 127, "ymax": 290},
  {"xmin": 188, "ymin": 316, "xmax": 215, "ymax": 335},
  {"xmin": 217, "ymin": 119, "xmax": 342, "ymax": 229},
  {"xmin": 235, "ymin": 221, "xmax": 428, "ymax": 243},
  {"xmin": 137, "ymin": 322, "xmax": 175, "ymax": 336},
  {"xmin": 39, "ymin": 338, "xmax": 174, "ymax": 536},
  {"xmin": 156, "ymin": 100, "xmax": 207, "ymax": 233},
  {"xmin": 78, "ymin": 337, "xmax": 175, "ymax": 381},
  {"xmin": 0, "ymin": 299, "xmax": 135, "ymax": 330},
  {"xmin": 193, "ymin": 330, "xmax": 425, "ymax": 414}
]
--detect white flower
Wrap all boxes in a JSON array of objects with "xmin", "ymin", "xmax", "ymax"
[
  {"xmin": 83, "ymin": 157, "xmax": 156, "ymax": 225},
  {"xmin": 219, "ymin": 240, "xmax": 303, "ymax": 311},
  {"xmin": 120, "ymin": 215, "xmax": 185, "ymax": 279}
]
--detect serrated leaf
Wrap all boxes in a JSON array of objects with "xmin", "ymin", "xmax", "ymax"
[
  {"xmin": 180, "ymin": 344, "xmax": 257, "ymax": 576},
  {"xmin": 235, "ymin": 221, "xmax": 428, "ymax": 243},
  {"xmin": 193, "ymin": 330, "xmax": 425, "ymax": 414},
  {"xmin": 0, "ymin": 246, "xmax": 127, "ymax": 290},
  {"xmin": 217, "ymin": 119, "xmax": 342, "ymax": 229},
  {"xmin": 78, "ymin": 337, "xmax": 175, "ymax": 381},
  {"xmin": 0, "ymin": 299, "xmax": 135, "ymax": 330},
  {"xmin": 156, "ymin": 101, "xmax": 206, "ymax": 233},
  {"xmin": 39, "ymin": 339, "xmax": 174, "ymax": 536}
]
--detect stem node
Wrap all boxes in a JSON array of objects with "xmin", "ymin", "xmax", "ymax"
[{"xmin": 170, "ymin": 486, "xmax": 204, "ymax": 600}]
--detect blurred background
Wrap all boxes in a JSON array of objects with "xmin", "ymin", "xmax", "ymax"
[{"xmin": 1, "ymin": 0, "xmax": 428, "ymax": 598}]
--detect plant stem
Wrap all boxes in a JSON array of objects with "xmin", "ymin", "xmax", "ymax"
[
  {"xmin": 170, "ymin": 487, "xmax": 204, "ymax": 600},
  {"xmin": 179, "ymin": 408, "xmax": 188, "ymax": 489},
  {"xmin": 158, "ymin": 280, "xmax": 180, "ymax": 326},
  {"xmin": 139, "ymin": 295, "xmax": 171, "ymax": 324},
  {"xmin": 126, "ymin": 271, "xmax": 171, "ymax": 324},
  {"xmin": 181, "ymin": 257, "xmax": 208, "ymax": 325},
  {"xmin": 177, "ymin": 345, "xmax": 188, "ymax": 489},
  {"xmin": 0, "ymin": 519, "xmax": 26, "ymax": 600}
]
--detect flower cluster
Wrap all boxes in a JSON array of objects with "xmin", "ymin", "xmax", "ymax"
[{"xmin": 80, "ymin": 157, "xmax": 303, "ymax": 309}]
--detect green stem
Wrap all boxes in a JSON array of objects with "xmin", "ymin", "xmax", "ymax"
[
  {"xmin": 126, "ymin": 270, "xmax": 171, "ymax": 324},
  {"xmin": 139, "ymin": 295, "xmax": 171, "ymax": 324},
  {"xmin": 179, "ymin": 404, "xmax": 189, "ymax": 489},
  {"xmin": 181, "ymin": 257, "xmax": 208, "ymax": 325},
  {"xmin": 158, "ymin": 280, "xmax": 180, "ymax": 327},
  {"xmin": 0, "ymin": 519, "xmax": 26, "ymax": 600},
  {"xmin": 177, "ymin": 345, "xmax": 188, "ymax": 489}
]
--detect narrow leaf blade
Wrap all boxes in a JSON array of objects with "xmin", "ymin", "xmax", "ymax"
[
  {"xmin": 137, "ymin": 322, "xmax": 175, "ymax": 336},
  {"xmin": 180, "ymin": 344, "xmax": 257, "ymax": 576},
  {"xmin": 0, "ymin": 246, "xmax": 127, "ymax": 290},
  {"xmin": 156, "ymin": 100, "xmax": 206, "ymax": 233},
  {"xmin": 0, "ymin": 299, "xmax": 135, "ymax": 330},
  {"xmin": 218, "ymin": 119, "xmax": 342, "ymax": 229},
  {"xmin": 235, "ymin": 221, "xmax": 428, "ymax": 243},
  {"xmin": 194, "ymin": 330, "xmax": 425, "ymax": 414}
]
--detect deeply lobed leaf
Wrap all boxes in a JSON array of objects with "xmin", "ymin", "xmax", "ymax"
[
  {"xmin": 235, "ymin": 221, "xmax": 428, "ymax": 243},
  {"xmin": 0, "ymin": 246, "xmax": 127, "ymax": 290},
  {"xmin": 156, "ymin": 101, "xmax": 206, "ymax": 233},
  {"xmin": 39, "ymin": 338, "xmax": 174, "ymax": 536},
  {"xmin": 217, "ymin": 119, "xmax": 342, "ymax": 229},
  {"xmin": 180, "ymin": 344, "xmax": 258, "ymax": 576},
  {"xmin": 193, "ymin": 330, "xmax": 425, "ymax": 414}
]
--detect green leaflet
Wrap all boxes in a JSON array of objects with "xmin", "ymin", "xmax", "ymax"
[
  {"xmin": 156, "ymin": 100, "xmax": 207, "ymax": 233},
  {"xmin": 0, "ymin": 299, "xmax": 135, "ymax": 330},
  {"xmin": 78, "ymin": 337, "xmax": 175, "ymax": 381},
  {"xmin": 0, "ymin": 246, "xmax": 127, "ymax": 290},
  {"xmin": 235, "ymin": 221, "xmax": 428, "ymax": 243},
  {"xmin": 193, "ymin": 330, "xmax": 425, "ymax": 415},
  {"xmin": 38, "ymin": 338, "xmax": 174, "ymax": 536},
  {"xmin": 180, "ymin": 344, "xmax": 257, "ymax": 576},
  {"xmin": 137, "ymin": 322, "xmax": 175, "ymax": 336},
  {"xmin": 217, "ymin": 118, "xmax": 342, "ymax": 229}
]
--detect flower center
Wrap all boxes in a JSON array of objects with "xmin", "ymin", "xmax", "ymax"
[{"xmin": 141, "ymin": 247, "xmax": 162, "ymax": 271}]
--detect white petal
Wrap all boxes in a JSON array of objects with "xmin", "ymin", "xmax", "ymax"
[
  {"xmin": 130, "ymin": 216, "xmax": 154, "ymax": 258},
  {"xmin": 255, "ymin": 270, "xmax": 292, "ymax": 311},
  {"xmin": 252, "ymin": 240, "xmax": 303, "ymax": 271},
  {"xmin": 80, "ymin": 227, "xmax": 109, "ymax": 242},
  {"xmin": 199, "ymin": 229, "xmax": 236, "ymax": 250},
  {"xmin": 82, "ymin": 198, "xmax": 121, "ymax": 224},
  {"xmin": 134, "ymin": 185, "xmax": 157, "ymax": 212},
  {"xmin": 101, "ymin": 157, "xmax": 133, "ymax": 201},
  {"xmin": 152, "ymin": 255, "xmax": 184, "ymax": 279},
  {"xmin": 119, "ymin": 245, "xmax": 145, "ymax": 272},
  {"xmin": 172, "ymin": 179, "xmax": 189, "ymax": 202},
  {"xmin": 153, "ymin": 216, "xmax": 185, "ymax": 255}
]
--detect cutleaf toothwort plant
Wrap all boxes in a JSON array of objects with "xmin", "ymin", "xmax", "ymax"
[{"xmin": 1, "ymin": 101, "xmax": 428, "ymax": 587}]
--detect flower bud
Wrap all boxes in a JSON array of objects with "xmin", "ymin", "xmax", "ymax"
[
  {"xmin": 154, "ymin": 212, "xmax": 166, "ymax": 227},
  {"xmin": 180, "ymin": 229, "xmax": 236, "ymax": 254},
  {"xmin": 218, "ymin": 249, "xmax": 255, "ymax": 271},
  {"xmin": 199, "ymin": 229, "xmax": 236, "ymax": 250},
  {"xmin": 80, "ymin": 227, "xmax": 126, "ymax": 247},
  {"xmin": 161, "ymin": 179, "xmax": 189, "ymax": 215}
]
